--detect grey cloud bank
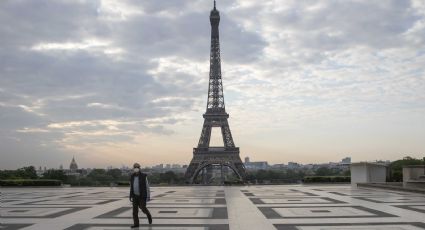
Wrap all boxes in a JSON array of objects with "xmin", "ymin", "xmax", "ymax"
[{"xmin": 0, "ymin": 0, "xmax": 424, "ymax": 169}]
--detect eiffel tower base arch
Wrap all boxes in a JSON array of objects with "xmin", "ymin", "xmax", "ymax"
[{"xmin": 185, "ymin": 147, "xmax": 246, "ymax": 184}]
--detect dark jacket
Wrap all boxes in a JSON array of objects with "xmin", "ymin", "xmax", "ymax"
[{"xmin": 130, "ymin": 172, "xmax": 150, "ymax": 199}]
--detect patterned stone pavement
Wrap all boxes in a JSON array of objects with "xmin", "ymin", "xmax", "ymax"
[{"xmin": 1, "ymin": 185, "xmax": 425, "ymax": 229}]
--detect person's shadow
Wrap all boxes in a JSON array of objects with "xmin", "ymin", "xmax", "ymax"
[{"xmin": 127, "ymin": 226, "xmax": 152, "ymax": 229}]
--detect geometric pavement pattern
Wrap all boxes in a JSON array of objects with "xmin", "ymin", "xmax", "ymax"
[{"xmin": 1, "ymin": 185, "xmax": 425, "ymax": 229}]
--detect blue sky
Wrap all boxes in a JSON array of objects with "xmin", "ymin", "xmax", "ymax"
[{"xmin": 0, "ymin": 0, "xmax": 424, "ymax": 169}]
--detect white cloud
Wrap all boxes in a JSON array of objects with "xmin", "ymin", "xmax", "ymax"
[
  {"xmin": 31, "ymin": 39, "xmax": 110, "ymax": 51},
  {"xmin": 0, "ymin": 0, "xmax": 424, "ymax": 168}
]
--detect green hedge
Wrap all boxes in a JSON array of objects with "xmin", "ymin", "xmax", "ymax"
[
  {"xmin": 116, "ymin": 181, "xmax": 130, "ymax": 186},
  {"xmin": 303, "ymin": 176, "xmax": 350, "ymax": 183},
  {"xmin": 0, "ymin": 179, "xmax": 62, "ymax": 186},
  {"xmin": 224, "ymin": 180, "xmax": 245, "ymax": 185}
]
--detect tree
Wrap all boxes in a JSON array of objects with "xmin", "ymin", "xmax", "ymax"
[
  {"xmin": 0, "ymin": 170, "xmax": 17, "ymax": 179},
  {"xmin": 148, "ymin": 173, "xmax": 161, "ymax": 184},
  {"xmin": 106, "ymin": 168, "xmax": 122, "ymax": 180},
  {"xmin": 87, "ymin": 169, "xmax": 112, "ymax": 184},
  {"xmin": 43, "ymin": 169, "xmax": 67, "ymax": 181},
  {"xmin": 16, "ymin": 166, "xmax": 38, "ymax": 179},
  {"xmin": 388, "ymin": 156, "xmax": 424, "ymax": 182},
  {"xmin": 160, "ymin": 171, "xmax": 178, "ymax": 184},
  {"xmin": 315, "ymin": 167, "xmax": 333, "ymax": 176},
  {"xmin": 342, "ymin": 169, "xmax": 351, "ymax": 176}
]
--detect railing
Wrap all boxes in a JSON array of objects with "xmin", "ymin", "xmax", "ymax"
[{"xmin": 194, "ymin": 147, "xmax": 239, "ymax": 153}]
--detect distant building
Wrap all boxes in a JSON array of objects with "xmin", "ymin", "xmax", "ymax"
[
  {"xmin": 271, "ymin": 164, "xmax": 285, "ymax": 169},
  {"xmin": 244, "ymin": 157, "xmax": 250, "ymax": 164},
  {"xmin": 374, "ymin": 160, "xmax": 391, "ymax": 165},
  {"xmin": 303, "ymin": 164, "xmax": 314, "ymax": 170},
  {"xmin": 120, "ymin": 165, "xmax": 131, "ymax": 176},
  {"xmin": 36, "ymin": 166, "xmax": 46, "ymax": 177},
  {"xmin": 61, "ymin": 156, "xmax": 86, "ymax": 177},
  {"xmin": 69, "ymin": 157, "xmax": 78, "ymax": 172},
  {"xmin": 245, "ymin": 159, "xmax": 269, "ymax": 170},
  {"xmin": 150, "ymin": 163, "xmax": 185, "ymax": 173},
  {"xmin": 288, "ymin": 162, "xmax": 300, "ymax": 169},
  {"xmin": 341, "ymin": 157, "xmax": 351, "ymax": 164}
]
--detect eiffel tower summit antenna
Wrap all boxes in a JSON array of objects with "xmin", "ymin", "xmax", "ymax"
[{"xmin": 184, "ymin": 1, "xmax": 246, "ymax": 184}]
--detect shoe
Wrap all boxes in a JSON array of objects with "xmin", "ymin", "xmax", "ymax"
[
  {"xmin": 147, "ymin": 214, "xmax": 153, "ymax": 224},
  {"xmin": 131, "ymin": 225, "xmax": 139, "ymax": 228}
]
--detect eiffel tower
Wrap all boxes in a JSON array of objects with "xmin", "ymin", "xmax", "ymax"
[{"xmin": 185, "ymin": 1, "xmax": 246, "ymax": 184}]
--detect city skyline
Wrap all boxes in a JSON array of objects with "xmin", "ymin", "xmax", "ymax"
[
  {"xmin": 30, "ymin": 155, "xmax": 355, "ymax": 171},
  {"xmin": 1, "ymin": 0, "xmax": 425, "ymax": 170}
]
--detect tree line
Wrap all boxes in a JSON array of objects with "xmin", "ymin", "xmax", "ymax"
[
  {"xmin": 1, "ymin": 156, "xmax": 423, "ymax": 185},
  {"xmin": 0, "ymin": 167, "xmax": 186, "ymax": 186}
]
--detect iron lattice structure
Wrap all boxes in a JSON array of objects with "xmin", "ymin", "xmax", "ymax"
[{"xmin": 185, "ymin": 1, "xmax": 246, "ymax": 184}]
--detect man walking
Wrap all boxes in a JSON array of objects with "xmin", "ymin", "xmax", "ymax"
[{"xmin": 129, "ymin": 163, "xmax": 152, "ymax": 228}]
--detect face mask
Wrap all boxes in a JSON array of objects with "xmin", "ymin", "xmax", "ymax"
[{"xmin": 133, "ymin": 168, "xmax": 140, "ymax": 173}]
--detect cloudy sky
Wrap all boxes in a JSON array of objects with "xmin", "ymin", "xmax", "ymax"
[{"xmin": 1, "ymin": 0, "xmax": 424, "ymax": 169}]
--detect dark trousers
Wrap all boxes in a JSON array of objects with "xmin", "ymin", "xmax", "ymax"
[{"xmin": 132, "ymin": 195, "xmax": 152, "ymax": 225}]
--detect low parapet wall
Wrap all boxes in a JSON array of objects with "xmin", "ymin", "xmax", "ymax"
[
  {"xmin": 350, "ymin": 162, "xmax": 387, "ymax": 186},
  {"xmin": 403, "ymin": 165, "xmax": 425, "ymax": 188},
  {"xmin": 357, "ymin": 182, "xmax": 425, "ymax": 194}
]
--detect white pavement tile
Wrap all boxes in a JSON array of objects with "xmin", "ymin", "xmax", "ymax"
[{"xmin": 1, "ymin": 185, "xmax": 425, "ymax": 230}]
